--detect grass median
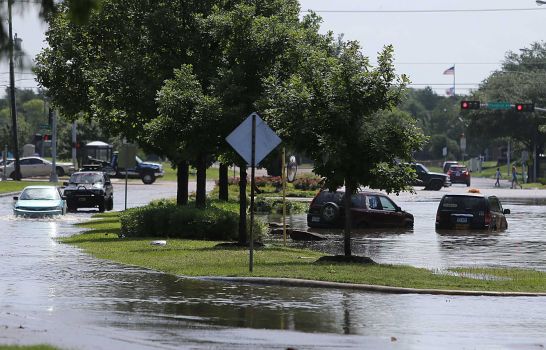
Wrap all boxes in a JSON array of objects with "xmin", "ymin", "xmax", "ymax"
[
  {"xmin": 0, "ymin": 180, "xmax": 61, "ymax": 194},
  {"xmin": 61, "ymin": 212, "xmax": 546, "ymax": 293}
]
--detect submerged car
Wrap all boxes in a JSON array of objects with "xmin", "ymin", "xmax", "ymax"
[
  {"xmin": 448, "ymin": 165, "xmax": 471, "ymax": 186},
  {"xmin": 13, "ymin": 186, "xmax": 66, "ymax": 217},
  {"xmin": 307, "ymin": 189, "xmax": 414, "ymax": 228},
  {"xmin": 435, "ymin": 192, "xmax": 509, "ymax": 230},
  {"xmin": 63, "ymin": 171, "xmax": 114, "ymax": 212}
]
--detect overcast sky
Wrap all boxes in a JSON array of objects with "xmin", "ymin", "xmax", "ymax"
[{"xmin": 3, "ymin": 0, "xmax": 545, "ymax": 96}]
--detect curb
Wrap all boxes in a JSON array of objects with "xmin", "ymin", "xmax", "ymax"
[
  {"xmin": 0, "ymin": 191, "xmax": 18, "ymax": 198},
  {"xmin": 196, "ymin": 276, "xmax": 546, "ymax": 297}
]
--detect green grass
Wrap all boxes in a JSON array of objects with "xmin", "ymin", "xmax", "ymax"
[
  {"xmin": 159, "ymin": 163, "xmax": 220, "ymax": 182},
  {"xmin": 0, "ymin": 181, "xmax": 61, "ymax": 194},
  {"xmin": 62, "ymin": 212, "xmax": 546, "ymax": 293},
  {"xmin": 0, "ymin": 346, "xmax": 59, "ymax": 350}
]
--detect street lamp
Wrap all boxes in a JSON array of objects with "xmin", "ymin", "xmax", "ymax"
[{"xmin": 537, "ymin": 0, "xmax": 546, "ymax": 5}]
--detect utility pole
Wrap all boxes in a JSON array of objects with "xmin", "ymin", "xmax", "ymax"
[
  {"xmin": 49, "ymin": 109, "xmax": 59, "ymax": 183},
  {"xmin": 8, "ymin": 0, "xmax": 21, "ymax": 180}
]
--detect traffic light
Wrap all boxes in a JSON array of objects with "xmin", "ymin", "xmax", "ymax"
[
  {"xmin": 43, "ymin": 134, "xmax": 51, "ymax": 141},
  {"xmin": 514, "ymin": 103, "xmax": 534, "ymax": 112},
  {"xmin": 460, "ymin": 100, "xmax": 480, "ymax": 110}
]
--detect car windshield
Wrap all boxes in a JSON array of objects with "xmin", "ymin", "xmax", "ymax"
[
  {"xmin": 20, "ymin": 188, "xmax": 59, "ymax": 201},
  {"xmin": 451, "ymin": 167, "xmax": 467, "ymax": 171},
  {"xmin": 418, "ymin": 164, "xmax": 430, "ymax": 173},
  {"xmin": 136, "ymin": 156, "xmax": 142, "ymax": 163},
  {"xmin": 70, "ymin": 173, "xmax": 104, "ymax": 184},
  {"xmin": 441, "ymin": 196, "xmax": 483, "ymax": 210}
]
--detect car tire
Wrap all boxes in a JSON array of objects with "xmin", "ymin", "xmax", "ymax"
[
  {"xmin": 426, "ymin": 179, "xmax": 443, "ymax": 191},
  {"xmin": 106, "ymin": 197, "xmax": 114, "ymax": 211},
  {"xmin": 56, "ymin": 167, "xmax": 65, "ymax": 177},
  {"xmin": 98, "ymin": 200, "xmax": 106, "ymax": 213},
  {"xmin": 141, "ymin": 172, "xmax": 156, "ymax": 185},
  {"xmin": 466, "ymin": 181, "xmax": 471, "ymax": 187},
  {"xmin": 320, "ymin": 202, "xmax": 340, "ymax": 224},
  {"xmin": 9, "ymin": 172, "xmax": 16, "ymax": 180},
  {"xmin": 67, "ymin": 203, "xmax": 77, "ymax": 212}
]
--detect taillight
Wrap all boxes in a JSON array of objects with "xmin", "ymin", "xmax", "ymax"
[
  {"xmin": 484, "ymin": 211, "xmax": 492, "ymax": 225},
  {"xmin": 464, "ymin": 171, "xmax": 469, "ymax": 175},
  {"xmin": 447, "ymin": 170, "xmax": 452, "ymax": 176}
]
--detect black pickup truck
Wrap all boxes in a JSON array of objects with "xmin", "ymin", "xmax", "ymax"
[{"xmin": 410, "ymin": 163, "xmax": 451, "ymax": 191}]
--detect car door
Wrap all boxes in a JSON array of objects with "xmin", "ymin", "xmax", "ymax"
[
  {"xmin": 33, "ymin": 158, "xmax": 50, "ymax": 177},
  {"xmin": 378, "ymin": 195, "xmax": 406, "ymax": 227},
  {"xmin": 19, "ymin": 158, "xmax": 33, "ymax": 177},
  {"xmin": 487, "ymin": 196, "xmax": 506, "ymax": 230},
  {"xmin": 363, "ymin": 195, "xmax": 387, "ymax": 227}
]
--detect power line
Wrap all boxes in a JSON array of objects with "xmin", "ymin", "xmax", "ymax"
[{"xmin": 302, "ymin": 8, "xmax": 546, "ymax": 14}]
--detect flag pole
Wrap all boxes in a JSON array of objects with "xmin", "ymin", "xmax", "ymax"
[{"xmin": 453, "ymin": 63, "xmax": 456, "ymax": 96}]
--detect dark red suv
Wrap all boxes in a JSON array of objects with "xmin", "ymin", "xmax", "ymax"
[
  {"xmin": 307, "ymin": 190, "xmax": 414, "ymax": 228},
  {"xmin": 447, "ymin": 165, "xmax": 471, "ymax": 186},
  {"xmin": 435, "ymin": 193, "xmax": 509, "ymax": 230}
]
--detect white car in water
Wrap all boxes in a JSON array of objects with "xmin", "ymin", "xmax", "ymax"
[{"xmin": 0, "ymin": 156, "xmax": 75, "ymax": 179}]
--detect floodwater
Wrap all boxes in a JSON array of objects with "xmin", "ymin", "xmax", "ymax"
[
  {"xmin": 1, "ymin": 180, "xmax": 546, "ymax": 349},
  {"xmin": 271, "ymin": 196, "xmax": 546, "ymax": 271}
]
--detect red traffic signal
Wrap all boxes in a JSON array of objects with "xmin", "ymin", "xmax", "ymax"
[
  {"xmin": 514, "ymin": 103, "xmax": 534, "ymax": 112},
  {"xmin": 461, "ymin": 100, "xmax": 480, "ymax": 110},
  {"xmin": 43, "ymin": 134, "xmax": 51, "ymax": 141}
]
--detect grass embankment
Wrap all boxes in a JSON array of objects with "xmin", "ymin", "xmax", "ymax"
[
  {"xmin": 61, "ymin": 212, "xmax": 546, "ymax": 293},
  {"xmin": 0, "ymin": 346, "xmax": 59, "ymax": 350},
  {"xmin": 0, "ymin": 181, "xmax": 61, "ymax": 194},
  {"xmin": 159, "ymin": 163, "xmax": 220, "ymax": 182}
]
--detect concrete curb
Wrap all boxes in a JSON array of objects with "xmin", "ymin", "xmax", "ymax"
[
  {"xmin": 195, "ymin": 276, "xmax": 546, "ymax": 297},
  {"xmin": 0, "ymin": 191, "xmax": 18, "ymax": 198}
]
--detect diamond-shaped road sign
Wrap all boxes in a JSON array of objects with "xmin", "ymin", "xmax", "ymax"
[{"xmin": 226, "ymin": 112, "xmax": 281, "ymax": 166}]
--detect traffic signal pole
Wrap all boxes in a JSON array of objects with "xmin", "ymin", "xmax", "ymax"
[{"xmin": 8, "ymin": 0, "xmax": 21, "ymax": 180}]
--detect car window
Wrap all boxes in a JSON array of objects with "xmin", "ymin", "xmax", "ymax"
[
  {"xmin": 314, "ymin": 191, "xmax": 343, "ymax": 205},
  {"xmin": 366, "ymin": 195, "xmax": 381, "ymax": 210},
  {"xmin": 20, "ymin": 159, "xmax": 31, "ymax": 165},
  {"xmin": 70, "ymin": 173, "xmax": 104, "ymax": 184},
  {"xmin": 488, "ymin": 197, "xmax": 501, "ymax": 212},
  {"xmin": 20, "ymin": 188, "xmax": 60, "ymax": 200},
  {"xmin": 351, "ymin": 194, "xmax": 366, "ymax": 209},
  {"xmin": 29, "ymin": 158, "xmax": 43, "ymax": 165},
  {"xmin": 379, "ymin": 196, "xmax": 397, "ymax": 211},
  {"xmin": 441, "ymin": 196, "xmax": 484, "ymax": 210}
]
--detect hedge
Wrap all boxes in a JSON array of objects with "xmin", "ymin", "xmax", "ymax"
[{"xmin": 119, "ymin": 200, "xmax": 266, "ymax": 241}]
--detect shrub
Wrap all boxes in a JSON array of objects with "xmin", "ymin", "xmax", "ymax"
[
  {"xmin": 254, "ymin": 197, "xmax": 309, "ymax": 214},
  {"xmin": 120, "ymin": 200, "xmax": 266, "ymax": 241},
  {"xmin": 292, "ymin": 176, "xmax": 323, "ymax": 191}
]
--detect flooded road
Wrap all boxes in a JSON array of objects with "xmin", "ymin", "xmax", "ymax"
[{"xmin": 1, "ymin": 179, "xmax": 546, "ymax": 349}]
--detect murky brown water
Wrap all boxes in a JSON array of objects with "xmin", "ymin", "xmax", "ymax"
[{"xmin": 1, "ymin": 180, "xmax": 546, "ymax": 349}]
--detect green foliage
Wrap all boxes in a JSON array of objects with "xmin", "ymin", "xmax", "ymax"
[
  {"xmin": 254, "ymin": 197, "xmax": 308, "ymax": 214},
  {"xmin": 120, "ymin": 200, "xmax": 266, "ymax": 241}
]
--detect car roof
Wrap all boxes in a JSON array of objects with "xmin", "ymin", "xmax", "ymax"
[
  {"xmin": 442, "ymin": 193, "xmax": 485, "ymax": 198},
  {"xmin": 320, "ymin": 189, "xmax": 388, "ymax": 196},
  {"xmin": 22, "ymin": 185, "xmax": 58, "ymax": 190},
  {"xmin": 72, "ymin": 171, "xmax": 105, "ymax": 175}
]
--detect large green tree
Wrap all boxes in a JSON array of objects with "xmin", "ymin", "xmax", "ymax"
[{"xmin": 263, "ymin": 40, "xmax": 425, "ymax": 257}]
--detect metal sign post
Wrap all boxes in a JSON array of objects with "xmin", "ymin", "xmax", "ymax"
[
  {"xmin": 226, "ymin": 112, "xmax": 281, "ymax": 273},
  {"xmin": 119, "ymin": 143, "xmax": 137, "ymax": 211},
  {"xmin": 49, "ymin": 109, "xmax": 59, "ymax": 183},
  {"xmin": 282, "ymin": 147, "xmax": 287, "ymax": 245},
  {"xmin": 2, "ymin": 145, "xmax": 7, "ymax": 181}
]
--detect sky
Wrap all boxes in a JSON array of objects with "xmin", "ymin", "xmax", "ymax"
[{"xmin": 2, "ymin": 0, "xmax": 546, "ymax": 97}]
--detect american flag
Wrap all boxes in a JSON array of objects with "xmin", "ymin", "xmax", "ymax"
[{"xmin": 443, "ymin": 66, "xmax": 455, "ymax": 75}]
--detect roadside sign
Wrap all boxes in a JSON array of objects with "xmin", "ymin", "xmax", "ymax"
[
  {"xmin": 486, "ymin": 102, "xmax": 511, "ymax": 110},
  {"xmin": 460, "ymin": 135, "xmax": 466, "ymax": 152},
  {"xmin": 39, "ymin": 124, "xmax": 51, "ymax": 130},
  {"xmin": 226, "ymin": 112, "xmax": 281, "ymax": 166},
  {"xmin": 442, "ymin": 147, "xmax": 448, "ymax": 157},
  {"xmin": 118, "ymin": 143, "xmax": 137, "ymax": 169}
]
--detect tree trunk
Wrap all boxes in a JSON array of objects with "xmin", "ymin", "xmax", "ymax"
[
  {"xmin": 238, "ymin": 165, "xmax": 248, "ymax": 244},
  {"xmin": 219, "ymin": 163, "xmax": 229, "ymax": 201},
  {"xmin": 176, "ymin": 160, "xmax": 189, "ymax": 206},
  {"xmin": 196, "ymin": 155, "xmax": 207, "ymax": 209},
  {"xmin": 343, "ymin": 181, "xmax": 353, "ymax": 257}
]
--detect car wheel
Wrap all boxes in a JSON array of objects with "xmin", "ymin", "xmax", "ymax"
[
  {"xmin": 106, "ymin": 197, "xmax": 114, "ymax": 211},
  {"xmin": 56, "ymin": 167, "xmax": 65, "ymax": 177},
  {"xmin": 428, "ymin": 179, "xmax": 443, "ymax": 191},
  {"xmin": 67, "ymin": 203, "xmax": 77, "ymax": 212},
  {"xmin": 466, "ymin": 181, "xmax": 471, "ymax": 187},
  {"xmin": 320, "ymin": 202, "xmax": 340, "ymax": 223},
  {"xmin": 141, "ymin": 172, "xmax": 156, "ymax": 184},
  {"xmin": 98, "ymin": 200, "xmax": 106, "ymax": 213},
  {"xmin": 9, "ymin": 172, "xmax": 16, "ymax": 180}
]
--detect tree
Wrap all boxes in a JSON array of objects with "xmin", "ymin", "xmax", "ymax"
[
  {"xmin": 263, "ymin": 40, "xmax": 425, "ymax": 257},
  {"xmin": 468, "ymin": 42, "xmax": 546, "ymax": 179}
]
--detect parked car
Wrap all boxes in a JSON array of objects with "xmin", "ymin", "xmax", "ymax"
[
  {"xmin": 409, "ymin": 163, "xmax": 451, "ymax": 190},
  {"xmin": 63, "ymin": 171, "xmax": 114, "ymax": 212},
  {"xmin": 0, "ymin": 156, "xmax": 75, "ymax": 179},
  {"xmin": 435, "ymin": 192, "xmax": 510, "ymax": 230},
  {"xmin": 13, "ymin": 186, "xmax": 66, "ymax": 217},
  {"xmin": 448, "ymin": 165, "xmax": 471, "ymax": 186},
  {"xmin": 442, "ymin": 161, "xmax": 459, "ymax": 173},
  {"xmin": 307, "ymin": 189, "xmax": 414, "ymax": 228}
]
